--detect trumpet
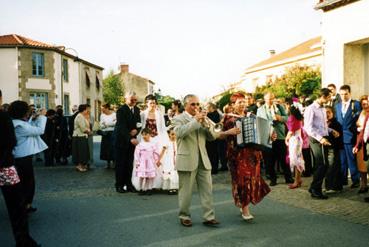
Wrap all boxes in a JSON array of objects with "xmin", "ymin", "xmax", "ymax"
[{"xmin": 202, "ymin": 116, "xmax": 223, "ymax": 132}]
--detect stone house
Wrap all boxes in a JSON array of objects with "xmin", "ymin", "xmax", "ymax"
[
  {"xmin": 315, "ymin": 0, "xmax": 369, "ymax": 98},
  {"xmin": 240, "ymin": 37, "xmax": 322, "ymax": 92},
  {"xmin": 117, "ymin": 64, "xmax": 154, "ymax": 102},
  {"xmin": 0, "ymin": 34, "xmax": 103, "ymax": 118}
]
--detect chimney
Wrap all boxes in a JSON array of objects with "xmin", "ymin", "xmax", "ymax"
[
  {"xmin": 269, "ymin": 50, "xmax": 276, "ymax": 57},
  {"xmin": 120, "ymin": 64, "xmax": 129, "ymax": 73}
]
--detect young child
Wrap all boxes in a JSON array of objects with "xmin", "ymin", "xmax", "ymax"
[
  {"xmin": 285, "ymin": 102, "xmax": 305, "ymax": 189},
  {"xmin": 325, "ymin": 106, "xmax": 343, "ymax": 193},
  {"xmin": 133, "ymin": 128, "xmax": 160, "ymax": 195},
  {"xmin": 160, "ymin": 128, "xmax": 179, "ymax": 195}
]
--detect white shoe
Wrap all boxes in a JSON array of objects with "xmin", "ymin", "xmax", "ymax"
[{"xmin": 242, "ymin": 214, "xmax": 254, "ymax": 221}]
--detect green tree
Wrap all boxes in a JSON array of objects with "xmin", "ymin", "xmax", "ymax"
[
  {"xmin": 103, "ymin": 70, "xmax": 124, "ymax": 105},
  {"xmin": 254, "ymin": 65, "xmax": 321, "ymax": 99},
  {"xmin": 152, "ymin": 90, "xmax": 176, "ymax": 111}
]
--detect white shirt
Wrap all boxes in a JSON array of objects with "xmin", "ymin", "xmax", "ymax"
[
  {"xmin": 364, "ymin": 117, "xmax": 369, "ymax": 143},
  {"xmin": 100, "ymin": 112, "xmax": 116, "ymax": 131},
  {"xmin": 12, "ymin": 116, "xmax": 48, "ymax": 158},
  {"xmin": 341, "ymin": 100, "xmax": 351, "ymax": 116}
]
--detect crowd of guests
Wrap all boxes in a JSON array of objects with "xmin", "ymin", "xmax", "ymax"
[{"xmin": 2, "ymin": 83, "xmax": 369, "ymax": 244}]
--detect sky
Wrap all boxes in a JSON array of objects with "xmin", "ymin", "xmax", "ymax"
[{"xmin": 0, "ymin": 0, "xmax": 322, "ymax": 99}]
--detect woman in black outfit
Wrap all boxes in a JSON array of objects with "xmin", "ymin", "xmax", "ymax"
[
  {"xmin": 0, "ymin": 90, "xmax": 40, "ymax": 247},
  {"xmin": 325, "ymin": 106, "xmax": 344, "ymax": 192}
]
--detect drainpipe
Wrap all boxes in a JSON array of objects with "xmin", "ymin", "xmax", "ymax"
[{"xmin": 61, "ymin": 53, "xmax": 64, "ymax": 108}]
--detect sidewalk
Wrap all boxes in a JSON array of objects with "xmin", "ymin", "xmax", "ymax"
[{"xmin": 212, "ymin": 171, "xmax": 369, "ymax": 226}]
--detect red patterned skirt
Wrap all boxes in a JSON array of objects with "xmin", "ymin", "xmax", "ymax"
[{"xmin": 229, "ymin": 147, "xmax": 270, "ymax": 207}]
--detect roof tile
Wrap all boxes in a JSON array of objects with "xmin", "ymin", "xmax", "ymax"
[{"xmin": 0, "ymin": 34, "xmax": 56, "ymax": 48}]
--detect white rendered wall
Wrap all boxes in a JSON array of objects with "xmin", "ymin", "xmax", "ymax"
[
  {"xmin": 242, "ymin": 55, "xmax": 321, "ymax": 92},
  {"xmin": 0, "ymin": 48, "xmax": 19, "ymax": 103},
  {"xmin": 62, "ymin": 57, "xmax": 81, "ymax": 111},
  {"xmin": 321, "ymin": 0, "xmax": 369, "ymax": 92}
]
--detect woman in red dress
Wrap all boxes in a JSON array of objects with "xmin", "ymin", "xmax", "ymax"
[{"xmin": 222, "ymin": 92, "xmax": 271, "ymax": 221}]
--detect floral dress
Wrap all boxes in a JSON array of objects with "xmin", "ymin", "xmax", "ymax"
[
  {"xmin": 224, "ymin": 115, "xmax": 271, "ymax": 207},
  {"xmin": 134, "ymin": 141, "xmax": 160, "ymax": 178},
  {"xmin": 146, "ymin": 118, "xmax": 158, "ymax": 137},
  {"xmin": 287, "ymin": 115, "xmax": 305, "ymax": 173}
]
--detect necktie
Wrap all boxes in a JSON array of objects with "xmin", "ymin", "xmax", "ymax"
[{"xmin": 342, "ymin": 103, "xmax": 348, "ymax": 116}]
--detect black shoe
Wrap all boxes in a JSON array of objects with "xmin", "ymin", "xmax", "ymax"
[
  {"xmin": 203, "ymin": 219, "xmax": 220, "ymax": 227},
  {"xmin": 127, "ymin": 186, "xmax": 137, "ymax": 193},
  {"xmin": 26, "ymin": 206, "xmax": 37, "ymax": 214},
  {"xmin": 116, "ymin": 187, "xmax": 126, "ymax": 193},
  {"xmin": 350, "ymin": 182, "xmax": 360, "ymax": 189},
  {"xmin": 309, "ymin": 189, "xmax": 328, "ymax": 199},
  {"xmin": 285, "ymin": 178, "xmax": 294, "ymax": 184},
  {"xmin": 168, "ymin": 190, "xmax": 178, "ymax": 195},
  {"xmin": 138, "ymin": 190, "xmax": 146, "ymax": 196},
  {"xmin": 269, "ymin": 181, "xmax": 277, "ymax": 186},
  {"xmin": 358, "ymin": 187, "xmax": 368, "ymax": 194},
  {"xmin": 364, "ymin": 197, "xmax": 369, "ymax": 203}
]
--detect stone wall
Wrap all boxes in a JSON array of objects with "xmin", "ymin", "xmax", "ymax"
[
  {"xmin": 120, "ymin": 72, "xmax": 150, "ymax": 102},
  {"xmin": 18, "ymin": 48, "xmax": 56, "ymax": 108},
  {"xmin": 344, "ymin": 44, "xmax": 365, "ymax": 99}
]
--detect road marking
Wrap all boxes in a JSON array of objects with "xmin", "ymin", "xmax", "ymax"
[{"xmin": 115, "ymin": 199, "xmax": 234, "ymax": 223}]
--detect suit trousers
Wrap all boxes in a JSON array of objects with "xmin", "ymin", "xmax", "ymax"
[
  {"xmin": 115, "ymin": 144, "xmax": 135, "ymax": 189},
  {"xmin": 14, "ymin": 156, "xmax": 35, "ymax": 206},
  {"xmin": 1, "ymin": 184, "xmax": 38, "ymax": 247},
  {"xmin": 340, "ymin": 143, "xmax": 360, "ymax": 183},
  {"xmin": 309, "ymin": 137, "xmax": 329, "ymax": 191},
  {"xmin": 206, "ymin": 140, "xmax": 219, "ymax": 173},
  {"xmin": 262, "ymin": 140, "xmax": 292, "ymax": 182},
  {"xmin": 325, "ymin": 148, "xmax": 343, "ymax": 191},
  {"xmin": 178, "ymin": 159, "xmax": 215, "ymax": 221}
]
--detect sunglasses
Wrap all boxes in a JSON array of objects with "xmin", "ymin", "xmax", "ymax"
[{"xmin": 190, "ymin": 103, "xmax": 200, "ymax": 106}]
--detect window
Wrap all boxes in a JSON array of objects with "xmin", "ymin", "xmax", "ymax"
[
  {"xmin": 86, "ymin": 72, "xmax": 90, "ymax": 88},
  {"xmin": 32, "ymin": 52, "xmax": 44, "ymax": 77},
  {"xmin": 86, "ymin": 98, "xmax": 91, "ymax": 106},
  {"xmin": 29, "ymin": 92, "xmax": 48, "ymax": 109},
  {"xmin": 64, "ymin": 94, "xmax": 70, "ymax": 115},
  {"xmin": 63, "ymin": 59, "xmax": 69, "ymax": 82},
  {"xmin": 96, "ymin": 75, "xmax": 100, "ymax": 91}
]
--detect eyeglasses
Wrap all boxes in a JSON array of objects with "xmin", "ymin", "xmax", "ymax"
[{"xmin": 190, "ymin": 103, "xmax": 200, "ymax": 106}]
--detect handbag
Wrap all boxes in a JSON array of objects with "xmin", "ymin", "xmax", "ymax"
[{"xmin": 0, "ymin": 166, "xmax": 20, "ymax": 186}]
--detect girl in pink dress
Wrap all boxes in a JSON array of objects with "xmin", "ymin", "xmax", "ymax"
[
  {"xmin": 134, "ymin": 128, "xmax": 160, "ymax": 195},
  {"xmin": 285, "ymin": 102, "xmax": 305, "ymax": 189}
]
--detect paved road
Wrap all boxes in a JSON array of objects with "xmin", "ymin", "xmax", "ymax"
[{"xmin": 1, "ymin": 138, "xmax": 369, "ymax": 247}]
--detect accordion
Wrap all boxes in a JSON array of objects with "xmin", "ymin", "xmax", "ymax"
[{"xmin": 235, "ymin": 115, "xmax": 272, "ymax": 148}]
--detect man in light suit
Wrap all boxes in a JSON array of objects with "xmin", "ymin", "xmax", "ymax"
[
  {"xmin": 172, "ymin": 94, "xmax": 220, "ymax": 227},
  {"xmin": 335, "ymin": 85, "xmax": 361, "ymax": 187}
]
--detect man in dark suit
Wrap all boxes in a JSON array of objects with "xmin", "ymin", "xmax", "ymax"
[
  {"xmin": 114, "ymin": 91, "xmax": 141, "ymax": 193},
  {"xmin": 335, "ymin": 85, "xmax": 361, "ymax": 187},
  {"xmin": 327, "ymin": 83, "xmax": 341, "ymax": 108},
  {"xmin": 245, "ymin": 93, "xmax": 258, "ymax": 115}
]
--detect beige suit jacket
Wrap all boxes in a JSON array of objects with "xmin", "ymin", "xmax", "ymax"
[{"xmin": 172, "ymin": 112, "xmax": 218, "ymax": 172}]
